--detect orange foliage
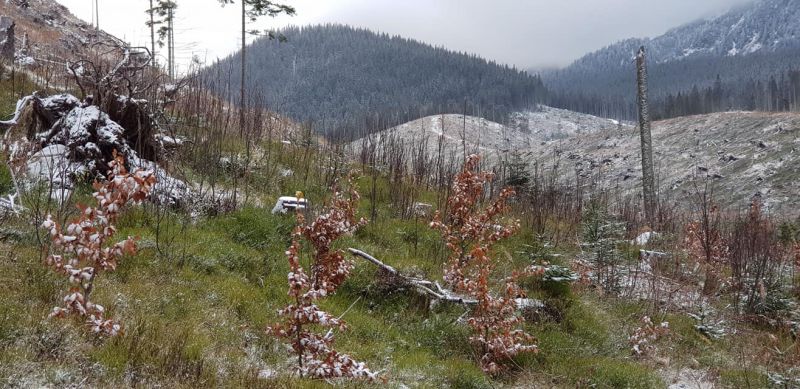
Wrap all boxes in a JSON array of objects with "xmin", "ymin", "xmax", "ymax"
[
  {"xmin": 431, "ymin": 154, "xmax": 543, "ymax": 375},
  {"xmin": 267, "ymin": 176, "xmax": 381, "ymax": 381},
  {"xmin": 42, "ymin": 152, "xmax": 155, "ymax": 336}
]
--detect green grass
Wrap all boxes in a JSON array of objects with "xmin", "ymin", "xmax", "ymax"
[
  {"xmin": 0, "ymin": 159, "xmax": 12, "ymax": 195},
  {"xmin": 1, "ymin": 172, "xmax": 795, "ymax": 388},
  {"xmin": 719, "ymin": 369, "xmax": 770, "ymax": 388}
]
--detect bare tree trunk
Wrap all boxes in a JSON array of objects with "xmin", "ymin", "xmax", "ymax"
[
  {"xmin": 240, "ymin": 0, "xmax": 246, "ymax": 137},
  {"xmin": 636, "ymin": 46, "xmax": 657, "ymax": 226},
  {"xmin": 167, "ymin": 6, "xmax": 174, "ymax": 79},
  {"xmin": 149, "ymin": 0, "xmax": 156, "ymax": 67},
  {"xmin": 462, "ymin": 98, "xmax": 467, "ymax": 163}
]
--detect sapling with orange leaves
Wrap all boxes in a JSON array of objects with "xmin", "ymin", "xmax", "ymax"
[
  {"xmin": 42, "ymin": 152, "xmax": 155, "ymax": 336},
  {"xmin": 267, "ymin": 176, "xmax": 381, "ymax": 381},
  {"xmin": 430, "ymin": 154, "xmax": 543, "ymax": 375}
]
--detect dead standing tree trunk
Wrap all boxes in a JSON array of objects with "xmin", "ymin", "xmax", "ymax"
[
  {"xmin": 239, "ymin": 0, "xmax": 246, "ymax": 138},
  {"xmin": 636, "ymin": 46, "xmax": 657, "ymax": 227}
]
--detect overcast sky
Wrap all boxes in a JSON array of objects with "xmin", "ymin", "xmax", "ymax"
[{"xmin": 56, "ymin": 0, "xmax": 754, "ymax": 73}]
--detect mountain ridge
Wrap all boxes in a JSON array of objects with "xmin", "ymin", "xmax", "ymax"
[
  {"xmin": 558, "ymin": 0, "xmax": 799, "ymax": 72},
  {"xmin": 201, "ymin": 24, "xmax": 548, "ymax": 140},
  {"xmin": 543, "ymin": 0, "xmax": 800, "ymax": 120}
]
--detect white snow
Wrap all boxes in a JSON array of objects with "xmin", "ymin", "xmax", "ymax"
[
  {"xmin": 157, "ymin": 134, "xmax": 184, "ymax": 147},
  {"xmin": 632, "ymin": 231, "xmax": 659, "ymax": 246},
  {"xmin": 128, "ymin": 154, "xmax": 192, "ymax": 207},
  {"xmin": 257, "ymin": 368, "xmax": 276, "ymax": 379},
  {"xmin": 14, "ymin": 54, "xmax": 35, "ymax": 66},
  {"xmin": 25, "ymin": 145, "xmax": 83, "ymax": 188},
  {"xmin": 727, "ymin": 42, "xmax": 739, "ymax": 56},
  {"xmin": 742, "ymin": 33, "xmax": 763, "ymax": 54},
  {"xmin": 164, "ymin": 84, "xmax": 178, "ymax": 94},
  {"xmin": 0, "ymin": 192, "xmax": 23, "ymax": 214},
  {"xmin": 50, "ymin": 188, "xmax": 73, "ymax": 205},
  {"xmin": 42, "ymin": 94, "xmax": 80, "ymax": 112}
]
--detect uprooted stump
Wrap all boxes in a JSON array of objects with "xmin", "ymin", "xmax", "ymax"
[
  {"xmin": 37, "ymin": 105, "xmax": 134, "ymax": 177},
  {"xmin": 4, "ymin": 93, "xmax": 161, "ymax": 177},
  {"xmin": 1, "ymin": 92, "xmax": 196, "ymax": 208},
  {"xmin": 102, "ymin": 95, "xmax": 159, "ymax": 161},
  {"xmin": 1, "ymin": 93, "xmax": 78, "ymax": 138}
]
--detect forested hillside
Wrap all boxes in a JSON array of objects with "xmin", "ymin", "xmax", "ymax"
[
  {"xmin": 544, "ymin": 0, "xmax": 800, "ymax": 120},
  {"xmin": 201, "ymin": 24, "xmax": 548, "ymax": 139}
]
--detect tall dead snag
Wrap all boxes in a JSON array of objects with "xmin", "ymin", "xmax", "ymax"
[
  {"xmin": 267, "ymin": 178, "xmax": 381, "ymax": 381},
  {"xmin": 42, "ymin": 153, "xmax": 156, "ymax": 336},
  {"xmin": 636, "ymin": 46, "xmax": 657, "ymax": 227},
  {"xmin": 216, "ymin": 0, "xmax": 296, "ymax": 136},
  {"xmin": 431, "ymin": 154, "xmax": 543, "ymax": 375}
]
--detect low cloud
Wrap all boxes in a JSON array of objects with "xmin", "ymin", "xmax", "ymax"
[{"xmin": 57, "ymin": 0, "xmax": 753, "ymax": 70}]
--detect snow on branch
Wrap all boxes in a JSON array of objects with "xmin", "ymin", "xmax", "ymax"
[
  {"xmin": 267, "ymin": 176, "xmax": 383, "ymax": 382},
  {"xmin": 430, "ymin": 154, "xmax": 544, "ymax": 375},
  {"xmin": 42, "ymin": 152, "xmax": 156, "ymax": 337}
]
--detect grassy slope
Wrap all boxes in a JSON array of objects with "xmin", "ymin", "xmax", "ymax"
[{"xmin": 0, "ymin": 77, "xmax": 781, "ymax": 388}]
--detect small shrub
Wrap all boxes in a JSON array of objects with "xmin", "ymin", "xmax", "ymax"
[
  {"xmin": 581, "ymin": 200, "xmax": 626, "ymax": 294},
  {"xmin": 730, "ymin": 197, "xmax": 791, "ymax": 316},
  {"xmin": 430, "ymin": 154, "xmax": 543, "ymax": 375},
  {"xmin": 267, "ymin": 177, "xmax": 381, "ymax": 381},
  {"xmin": 684, "ymin": 197, "xmax": 728, "ymax": 296},
  {"xmin": 42, "ymin": 153, "xmax": 155, "ymax": 336}
]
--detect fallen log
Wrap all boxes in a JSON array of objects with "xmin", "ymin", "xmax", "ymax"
[
  {"xmin": 348, "ymin": 248, "xmax": 545, "ymax": 310},
  {"xmin": 348, "ymin": 248, "xmax": 477, "ymax": 304}
]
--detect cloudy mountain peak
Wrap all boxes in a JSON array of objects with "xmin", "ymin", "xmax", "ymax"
[{"xmin": 545, "ymin": 0, "xmax": 800, "ymax": 120}]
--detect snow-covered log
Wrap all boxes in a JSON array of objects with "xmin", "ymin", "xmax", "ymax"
[
  {"xmin": 348, "ymin": 248, "xmax": 544, "ymax": 310},
  {"xmin": 348, "ymin": 248, "xmax": 477, "ymax": 304}
]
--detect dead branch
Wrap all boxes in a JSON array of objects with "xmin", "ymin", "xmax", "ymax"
[
  {"xmin": 348, "ymin": 248, "xmax": 478, "ymax": 304},
  {"xmin": 348, "ymin": 248, "xmax": 545, "ymax": 310}
]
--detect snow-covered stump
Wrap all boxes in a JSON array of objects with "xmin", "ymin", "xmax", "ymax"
[
  {"xmin": 2, "ymin": 92, "xmax": 196, "ymax": 212},
  {"xmin": 37, "ymin": 105, "xmax": 134, "ymax": 178},
  {"xmin": 0, "ymin": 93, "xmax": 80, "ymax": 138},
  {"xmin": 103, "ymin": 95, "xmax": 159, "ymax": 161},
  {"xmin": 3, "ymin": 93, "xmax": 159, "ymax": 169}
]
